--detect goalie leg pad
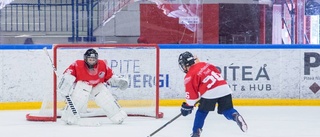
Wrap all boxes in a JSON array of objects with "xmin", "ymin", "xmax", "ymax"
[
  {"xmin": 109, "ymin": 109, "xmax": 127, "ymax": 124},
  {"xmin": 92, "ymin": 83, "xmax": 128, "ymax": 124},
  {"xmin": 61, "ymin": 104, "xmax": 80, "ymax": 125},
  {"xmin": 61, "ymin": 81, "xmax": 92, "ymax": 124},
  {"xmin": 71, "ymin": 81, "xmax": 92, "ymax": 112}
]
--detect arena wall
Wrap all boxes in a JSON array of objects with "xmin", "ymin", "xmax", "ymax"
[{"xmin": 0, "ymin": 44, "xmax": 320, "ymax": 110}]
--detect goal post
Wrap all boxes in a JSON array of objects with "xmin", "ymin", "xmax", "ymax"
[{"xmin": 26, "ymin": 44, "xmax": 162, "ymax": 122}]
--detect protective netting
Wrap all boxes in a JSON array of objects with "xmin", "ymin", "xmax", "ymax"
[{"xmin": 0, "ymin": 1, "xmax": 318, "ymax": 44}]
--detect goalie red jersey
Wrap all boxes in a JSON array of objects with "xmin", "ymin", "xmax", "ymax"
[
  {"xmin": 64, "ymin": 60, "xmax": 113, "ymax": 87},
  {"xmin": 184, "ymin": 62, "xmax": 232, "ymax": 106}
]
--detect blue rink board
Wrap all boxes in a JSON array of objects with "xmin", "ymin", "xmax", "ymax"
[
  {"xmin": 1, "ymin": 44, "xmax": 320, "ymax": 50},
  {"xmin": 159, "ymin": 44, "xmax": 320, "ymax": 49}
]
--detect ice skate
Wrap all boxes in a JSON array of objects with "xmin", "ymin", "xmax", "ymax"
[
  {"xmin": 190, "ymin": 128, "xmax": 201, "ymax": 137},
  {"xmin": 233, "ymin": 113, "xmax": 248, "ymax": 132}
]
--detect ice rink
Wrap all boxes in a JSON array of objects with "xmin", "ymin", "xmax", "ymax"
[{"xmin": 0, "ymin": 106, "xmax": 319, "ymax": 137}]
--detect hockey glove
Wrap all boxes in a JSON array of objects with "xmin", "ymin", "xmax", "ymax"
[
  {"xmin": 107, "ymin": 75, "xmax": 128, "ymax": 90},
  {"xmin": 117, "ymin": 77, "xmax": 128, "ymax": 90},
  {"xmin": 180, "ymin": 102, "xmax": 193, "ymax": 116}
]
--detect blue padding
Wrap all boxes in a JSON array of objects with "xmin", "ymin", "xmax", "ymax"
[
  {"xmin": 0, "ymin": 44, "xmax": 52, "ymax": 50},
  {"xmin": 1, "ymin": 44, "xmax": 320, "ymax": 50},
  {"xmin": 222, "ymin": 108, "xmax": 238, "ymax": 120},
  {"xmin": 193, "ymin": 109, "xmax": 209, "ymax": 133},
  {"xmin": 159, "ymin": 44, "xmax": 320, "ymax": 49}
]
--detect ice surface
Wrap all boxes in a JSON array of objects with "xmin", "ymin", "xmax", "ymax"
[{"xmin": 0, "ymin": 106, "xmax": 319, "ymax": 137}]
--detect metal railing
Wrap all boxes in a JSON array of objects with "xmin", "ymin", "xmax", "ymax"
[
  {"xmin": 1, "ymin": 1, "xmax": 79, "ymax": 32},
  {"xmin": 0, "ymin": 0, "xmax": 132, "ymax": 42}
]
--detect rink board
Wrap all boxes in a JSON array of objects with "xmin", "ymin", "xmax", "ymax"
[{"xmin": 0, "ymin": 44, "xmax": 320, "ymax": 110}]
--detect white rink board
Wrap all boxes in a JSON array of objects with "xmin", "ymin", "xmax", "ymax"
[{"xmin": 0, "ymin": 45, "xmax": 320, "ymax": 102}]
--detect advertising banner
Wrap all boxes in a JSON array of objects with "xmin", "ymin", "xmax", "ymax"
[
  {"xmin": 0, "ymin": 44, "xmax": 320, "ymax": 103},
  {"xmin": 159, "ymin": 45, "xmax": 320, "ymax": 100}
]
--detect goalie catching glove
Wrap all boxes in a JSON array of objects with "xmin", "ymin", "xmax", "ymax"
[{"xmin": 107, "ymin": 75, "xmax": 128, "ymax": 90}]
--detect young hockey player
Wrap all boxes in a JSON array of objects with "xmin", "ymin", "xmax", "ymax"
[
  {"xmin": 58, "ymin": 48, "xmax": 128, "ymax": 125},
  {"xmin": 178, "ymin": 51, "xmax": 248, "ymax": 137}
]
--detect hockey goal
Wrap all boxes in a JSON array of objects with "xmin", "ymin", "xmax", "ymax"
[{"xmin": 26, "ymin": 44, "xmax": 163, "ymax": 122}]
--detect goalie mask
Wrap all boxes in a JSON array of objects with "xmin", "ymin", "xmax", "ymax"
[
  {"xmin": 178, "ymin": 51, "xmax": 196, "ymax": 73},
  {"xmin": 84, "ymin": 48, "xmax": 98, "ymax": 69}
]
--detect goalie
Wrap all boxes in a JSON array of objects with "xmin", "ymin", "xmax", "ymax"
[{"xmin": 58, "ymin": 48, "xmax": 128, "ymax": 125}]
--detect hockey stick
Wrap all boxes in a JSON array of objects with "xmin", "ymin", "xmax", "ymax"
[
  {"xmin": 147, "ymin": 101, "xmax": 199, "ymax": 137},
  {"xmin": 147, "ymin": 113, "xmax": 182, "ymax": 137},
  {"xmin": 43, "ymin": 47, "xmax": 80, "ymax": 120}
]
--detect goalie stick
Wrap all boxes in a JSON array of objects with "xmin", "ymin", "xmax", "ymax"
[{"xmin": 43, "ymin": 47, "xmax": 80, "ymax": 120}]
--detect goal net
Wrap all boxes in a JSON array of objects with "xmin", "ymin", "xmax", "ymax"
[{"xmin": 26, "ymin": 44, "xmax": 162, "ymax": 122}]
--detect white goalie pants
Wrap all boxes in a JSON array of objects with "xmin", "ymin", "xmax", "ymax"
[{"xmin": 61, "ymin": 81, "xmax": 127, "ymax": 124}]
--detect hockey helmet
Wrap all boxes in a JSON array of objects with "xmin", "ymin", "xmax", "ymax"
[
  {"xmin": 84, "ymin": 48, "xmax": 98, "ymax": 69},
  {"xmin": 178, "ymin": 51, "xmax": 196, "ymax": 73}
]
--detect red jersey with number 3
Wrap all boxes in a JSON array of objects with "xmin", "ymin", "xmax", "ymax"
[
  {"xmin": 63, "ymin": 60, "xmax": 113, "ymax": 87},
  {"xmin": 184, "ymin": 62, "xmax": 232, "ymax": 106}
]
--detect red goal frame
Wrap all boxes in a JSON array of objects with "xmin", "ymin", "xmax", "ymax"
[{"xmin": 26, "ymin": 44, "xmax": 162, "ymax": 122}]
